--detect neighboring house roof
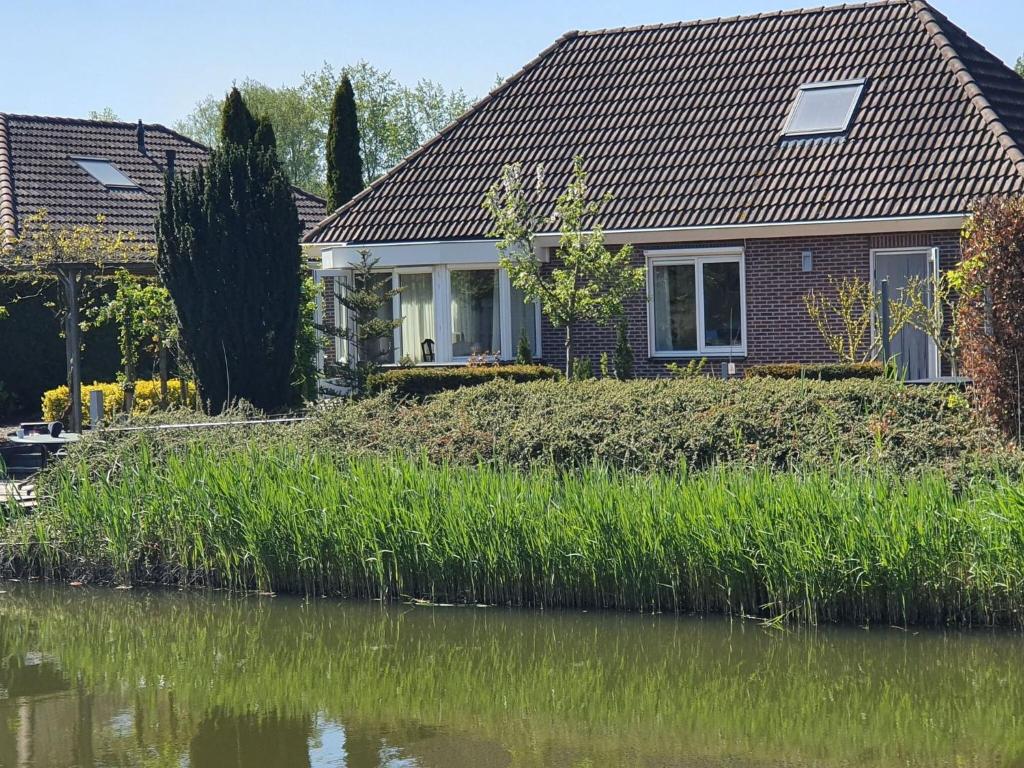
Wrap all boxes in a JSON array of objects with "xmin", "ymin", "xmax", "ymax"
[
  {"xmin": 305, "ymin": 0, "xmax": 1024, "ymax": 246},
  {"xmin": 0, "ymin": 113, "xmax": 325, "ymax": 246}
]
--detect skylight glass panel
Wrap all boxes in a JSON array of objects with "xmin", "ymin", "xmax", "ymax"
[
  {"xmin": 783, "ymin": 80, "xmax": 865, "ymax": 137},
  {"xmin": 73, "ymin": 157, "xmax": 140, "ymax": 189}
]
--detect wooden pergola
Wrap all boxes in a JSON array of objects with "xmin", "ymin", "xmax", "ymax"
[{"xmin": 4, "ymin": 259, "xmax": 156, "ymax": 434}]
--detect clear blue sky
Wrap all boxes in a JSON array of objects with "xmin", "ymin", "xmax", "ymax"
[{"xmin": 1, "ymin": 0, "xmax": 1020, "ymax": 127}]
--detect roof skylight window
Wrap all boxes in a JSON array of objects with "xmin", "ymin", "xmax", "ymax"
[
  {"xmin": 73, "ymin": 157, "xmax": 141, "ymax": 189},
  {"xmin": 782, "ymin": 80, "xmax": 865, "ymax": 137}
]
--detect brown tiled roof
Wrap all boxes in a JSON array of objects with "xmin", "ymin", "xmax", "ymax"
[
  {"xmin": 0, "ymin": 114, "xmax": 325, "ymax": 246},
  {"xmin": 305, "ymin": 0, "xmax": 1024, "ymax": 245}
]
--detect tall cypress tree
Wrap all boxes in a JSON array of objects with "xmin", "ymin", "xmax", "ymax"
[
  {"xmin": 157, "ymin": 90, "xmax": 302, "ymax": 413},
  {"xmin": 325, "ymin": 75, "xmax": 364, "ymax": 212},
  {"xmin": 220, "ymin": 87, "xmax": 259, "ymax": 147}
]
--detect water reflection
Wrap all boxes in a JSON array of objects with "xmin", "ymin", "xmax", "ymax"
[{"xmin": 0, "ymin": 583, "xmax": 1022, "ymax": 767}]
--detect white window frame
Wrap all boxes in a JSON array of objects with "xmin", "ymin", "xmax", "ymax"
[
  {"xmin": 341, "ymin": 264, "xmax": 541, "ymax": 366},
  {"xmin": 782, "ymin": 79, "xmax": 866, "ymax": 138},
  {"xmin": 391, "ymin": 266, "xmax": 436, "ymax": 364},
  {"xmin": 447, "ymin": 263, "xmax": 501, "ymax": 362},
  {"xmin": 504, "ymin": 271, "xmax": 543, "ymax": 362},
  {"xmin": 71, "ymin": 155, "xmax": 141, "ymax": 189},
  {"xmin": 646, "ymin": 247, "xmax": 746, "ymax": 358}
]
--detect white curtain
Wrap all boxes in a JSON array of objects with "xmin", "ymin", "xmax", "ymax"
[
  {"xmin": 451, "ymin": 270, "xmax": 499, "ymax": 357},
  {"xmin": 400, "ymin": 273, "xmax": 434, "ymax": 362},
  {"xmin": 653, "ymin": 267, "xmax": 673, "ymax": 351}
]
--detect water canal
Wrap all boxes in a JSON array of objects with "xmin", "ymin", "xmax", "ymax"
[{"xmin": 0, "ymin": 583, "xmax": 1021, "ymax": 767}]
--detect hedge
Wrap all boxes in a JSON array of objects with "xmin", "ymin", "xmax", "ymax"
[
  {"xmin": 367, "ymin": 364, "xmax": 561, "ymax": 398},
  {"xmin": 295, "ymin": 377, "xmax": 1017, "ymax": 480},
  {"xmin": 42, "ymin": 379, "xmax": 196, "ymax": 423},
  {"xmin": 745, "ymin": 362, "xmax": 884, "ymax": 380}
]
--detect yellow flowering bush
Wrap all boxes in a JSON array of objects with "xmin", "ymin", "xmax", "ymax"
[{"xmin": 42, "ymin": 379, "xmax": 195, "ymax": 423}]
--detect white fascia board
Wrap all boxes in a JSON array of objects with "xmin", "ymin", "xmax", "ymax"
[
  {"xmin": 321, "ymin": 239, "xmax": 500, "ymax": 269},
  {"xmin": 532, "ymin": 214, "xmax": 967, "ymax": 247}
]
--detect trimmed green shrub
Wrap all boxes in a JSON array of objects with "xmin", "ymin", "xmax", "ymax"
[
  {"xmin": 42, "ymin": 379, "xmax": 196, "ymax": 423},
  {"xmin": 49, "ymin": 378, "xmax": 1016, "ymax": 484},
  {"xmin": 367, "ymin": 364, "xmax": 561, "ymax": 398},
  {"xmin": 746, "ymin": 362, "xmax": 884, "ymax": 381},
  {"xmin": 307, "ymin": 377, "xmax": 1011, "ymax": 478}
]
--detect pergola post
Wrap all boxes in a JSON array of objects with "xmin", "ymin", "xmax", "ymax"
[{"xmin": 58, "ymin": 266, "xmax": 83, "ymax": 434}]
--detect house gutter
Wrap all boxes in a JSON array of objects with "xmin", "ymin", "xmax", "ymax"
[
  {"xmin": 532, "ymin": 213, "xmax": 968, "ymax": 247},
  {"xmin": 312, "ymin": 214, "xmax": 968, "ymax": 257}
]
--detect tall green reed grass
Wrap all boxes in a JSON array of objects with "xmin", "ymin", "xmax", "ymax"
[{"xmin": 7, "ymin": 442, "xmax": 1024, "ymax": 626}]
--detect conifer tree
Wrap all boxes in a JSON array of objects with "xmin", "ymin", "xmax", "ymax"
[
  {"xmin": 220, "ymin": 87, "xmax": 259, "ymax": 146},
  {"xmin": 157, "ymin": 90, "xmax": 302, "ymax": 413},
  {"xmin": 326, "ymin": 75, "xmax": 364, "ymax": 212},
  {"xmin": 321, "ymin": 249, "xmax": 401, "ymax": 395}
]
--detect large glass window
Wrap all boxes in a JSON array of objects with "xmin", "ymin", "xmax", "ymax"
[
  {"xmin": 399, "ymin": 272, "xmax": 434, "ymax": 363},
  {"xmin": 338, "ymin": 264, "xmax": 543, "ymax": 366},
  {"xmin": 649, "ymin": 253, "xmax": 744, "ymax": 355},
  {"xmin": 509, "ymin": 284, "xmax": 539, "ymax": 355},
  {"xmin": 451, "ymin": 269, "xmax": 500, "ymax": 358},
  {"xmin": 702, "ymin": 261, "xmax": 742, "ymax": 348},
  {"xmin": 652, "ymin": 264, "xmax": 697, "ymax": 352}
]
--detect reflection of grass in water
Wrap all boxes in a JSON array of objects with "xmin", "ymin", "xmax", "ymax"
[
  {"xmin": 1, "ymin": 586, "xmax": 1024, "ymax": 767},
  {"xmin": 11, "ymin": 448, "xmax": 1024, "ymax": 626}
]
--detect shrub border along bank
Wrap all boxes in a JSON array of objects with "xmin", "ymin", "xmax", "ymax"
[
  {"xmin": 42, "ymin": 379, "xmax": 195, "ymax": 423},
  {"xmin": 303, "ymin": 377, "xmax": 1008, "ymax": 479},
  {"xmin": 367, "ymin": 364, "xmax": 561, "ymax": 398},
  {"xmin": 5, "ymin": 376, "xmax": 1020, "ymax": 626},
  {"xmin": 746, "ymin": 362, "xmax": 884, "ymax": 380}
]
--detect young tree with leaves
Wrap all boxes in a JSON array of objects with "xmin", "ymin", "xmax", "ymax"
[
  {"xmin": 292, "ymin": 276, "xmax": 321, "ymax": 404},
  {"xmin": 613, "ymin": 317, "xmax": 634, "ymax": 380},
  {"xmin": 157, "ymin": 90, "xmax": 303, "ymax": 413},
  {"xmin": 326, "ymin": 76, "xmax": 364, "ymax": 212},
  {"xmin": 484, "ymin": 156, "xmax": 645, "ymax": 379},
  {"xmin": 83, "ymin": 270, "xmax": 177, "ymax": 411},
  {"xmin": 803, "ymin": 275, "xmax": 915, "ymax": 364},
  {"xmin": 4, "ymin": 212, "xmax": 152, "ymax": 427},
  {"xmin": 321, "ymin": 249, "xmax": 402, "ymax": 395}
]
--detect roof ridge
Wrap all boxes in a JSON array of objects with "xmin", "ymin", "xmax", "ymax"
[
  {"xmin": 0, "ymin": 112, "xmax": 212, "ymax": 153},
  {"xmin": 572, "ymin": 0, "xmax": 902, "ymax": 37},
  {"xmin": 303, "ymin": 30, "xmax": 580, "ymax": 244},
  {"xmin": 910, "ymin": 0, "xmax": 1024, "ymax": 180},
  {"xmin": 0, "ymin": 113, "xmax": 16, "ymax": 245}
]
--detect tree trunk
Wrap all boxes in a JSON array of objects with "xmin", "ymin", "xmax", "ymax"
[
  {"xmin": 124, "ymin": 361, "xmax": 135, "ymax": 414},
  {"xmin": 564, "ymin": 325, "xmax": 573, "ymax": 381},
  {"xmin": 61, "ymin": 268, "xmax": 83, "ymax": 434},
  {"xmin": 159, "ymin": 346, "xmax": 169, "ymax": 405}
]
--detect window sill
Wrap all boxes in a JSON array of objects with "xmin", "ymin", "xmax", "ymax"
[
  {"xmin": 379, "ymin": 359, "xmax": 539, "ymax": 368},
  {"xmin": 649, "ymin": 352, "xmax": 747, "ymax": 360}
]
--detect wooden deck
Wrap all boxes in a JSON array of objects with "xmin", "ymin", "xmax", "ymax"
[{"xmin": 0, "ymin": 481, "xmax": 35, "ymax": 509}]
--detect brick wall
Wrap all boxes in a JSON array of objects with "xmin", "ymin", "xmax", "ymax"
[{"xmin": 539, "ymin": 229, "xmax": 961, "ymax": 377}]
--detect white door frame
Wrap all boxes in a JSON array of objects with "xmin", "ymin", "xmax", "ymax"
[{"xmin": 869, "ymin": 246, "xmax": 940, "ymax": 380}]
